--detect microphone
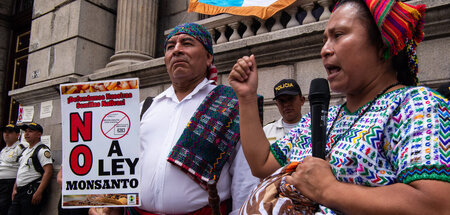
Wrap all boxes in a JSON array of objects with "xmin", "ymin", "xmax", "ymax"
[{"xmin": 308, "ymin": 78, "xmax": 330, "ymax": 159}]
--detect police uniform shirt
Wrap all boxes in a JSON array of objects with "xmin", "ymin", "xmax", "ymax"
[
  {"xmin": 263, "ymin": 118, "xmax": 286, "ymax": 144},
  {"xmin": 263, "ymin": 118, "xmax": 298, "ymax": 144},
  {"xmin": 0, "ymin": 141, "xmax": 26, "ymax": 179},
  {"xmin": 16, "ymin": 142, "xmax": 52, "ymax": 187}
]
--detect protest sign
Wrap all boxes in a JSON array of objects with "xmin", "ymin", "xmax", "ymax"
[
  {"xmin": 17, "ymin": 105, "xmax": 34, "ymax": 123},
  {"xmin": 60, "ymin": 78, "xmax": 140, "ymax": 208}
]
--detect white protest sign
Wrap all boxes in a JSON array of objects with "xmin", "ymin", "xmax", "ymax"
[
  {"xmin": 60, "ymin": 78, "xmax": 140, "ymax": 208},
  {"xmin": 17, "ymin": 105, "xmax": 34, "ymax": 123},
  {"xmin": 40, "ymin": 135, "xmax": 51, "ymax": 148},
  {"xmin": 40, "ymin": 100, "xmax": 53, "ymax": 118}
]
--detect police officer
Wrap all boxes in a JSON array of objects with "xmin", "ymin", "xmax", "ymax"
[
  {"xmin": 263, "ymin": 79, "xmax": 305, "ymax": 144},
  {"xmin": 8, "ymin": 122, "xmax": 53, "ymax": 215},
  {"xmin": 0, "ymin": 124, "xmax": 25, "ymax": 215}
]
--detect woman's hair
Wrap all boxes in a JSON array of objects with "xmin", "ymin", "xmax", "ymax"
[{"xmin": 334, "ymin": 0, "xmax": 416, "ymax": 86}]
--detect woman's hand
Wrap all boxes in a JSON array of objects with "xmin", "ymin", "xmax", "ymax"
[
  {"xmin": 284, "ymin": 156, "xmax": 337, "ymax": 203},
  {"xmin": 285, "ymin": 157, "xmax": 450, "ymax": 214},
  {"xmin": 228, "ymin": 55, "xmax": 258, "ymax": 101}
]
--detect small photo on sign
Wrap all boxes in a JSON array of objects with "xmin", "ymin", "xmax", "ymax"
[
  {"xmin": 61, "ymin": 80, "xmax": 138, "ymax": 95},
  {"xmin": 62, "ymin": 193, "xmax": 139, "ymax": 207}
]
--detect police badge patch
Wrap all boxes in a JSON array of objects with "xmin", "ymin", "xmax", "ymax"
[{"xmin": 44, "ymin": 151, "xmax": 51, "ymax": 158}]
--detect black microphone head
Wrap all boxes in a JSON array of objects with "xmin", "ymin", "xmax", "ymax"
[
  {"xmin": 308, "ymin": 78, "xmax": 330, "ymax": 159},
  {"xmin": 308, "ymin": 78, "xmax": 330, "ymax": 104}
]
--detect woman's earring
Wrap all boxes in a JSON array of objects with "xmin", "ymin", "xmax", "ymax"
[{"xmin": 382, "ymin": 48, "xmax": 390, "ymax": 61}]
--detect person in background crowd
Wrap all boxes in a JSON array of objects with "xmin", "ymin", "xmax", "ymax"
[
  {"xmin": 0, "ymin": 124, "xmax": 25, "ymax": 215},
  {"xmin": 264, "ymin": 79, "xmax": 305, "ymax": 144},
  {"xmin": 57, "ymin": 167, "xmax": 89, "ymax": 215},
  {"xmin": 8, "ymin": 122, "xmax": 53, "ymax": 215},
  {"xmin": 229, "ymin": 0, "xmax": 450, "ymax": 214},
  {"xmin": 89, "ymin": 22, "xmax": 259, "ymax": 215}
]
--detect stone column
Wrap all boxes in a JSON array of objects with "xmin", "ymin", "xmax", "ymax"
[{"xmin": 107, "ymin": 0, "xmax": 158, "ymax": 67}]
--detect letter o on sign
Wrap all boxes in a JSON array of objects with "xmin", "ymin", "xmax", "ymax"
[{"xmin": 70, "ymin": 145, "xmax": 93, "ymax": 175}]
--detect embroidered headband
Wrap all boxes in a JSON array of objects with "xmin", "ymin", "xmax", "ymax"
[
  {"xmin": 334, "ymin": 0, "xmax": 426, "ymax": 86},
  {"xmin": 165, "ymin": 23, "xmax": 217, "ymax": 84},
  {"xmin": 165, "ymin": 23, "xmax": 214, "ymax": 55}
]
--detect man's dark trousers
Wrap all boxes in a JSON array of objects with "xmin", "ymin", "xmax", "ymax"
[
  {"xmin": 0, "ymin": 179, "xmax": 15, "ymax": 215},
  {"xmin": 7, "ymin": 181, "xmax": 46, "ymax": 215}
]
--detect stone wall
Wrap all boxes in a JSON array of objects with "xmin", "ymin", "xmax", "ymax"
[{"xmin": 27, "ymin": 0, "xmax": 116, "ymax": 85}]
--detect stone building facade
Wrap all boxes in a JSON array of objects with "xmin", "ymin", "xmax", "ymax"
[{"xmin": 0, "ymin": 0, "xmax": 449, "ymax": 214}]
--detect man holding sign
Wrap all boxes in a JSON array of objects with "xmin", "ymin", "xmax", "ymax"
[{"xmin": 91, "ymin": 23, "xmax": 258, "ymax": 215}]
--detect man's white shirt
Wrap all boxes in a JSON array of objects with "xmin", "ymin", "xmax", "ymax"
[
  {"xmin": 16, "ymin": 142, "xmax": 52, "ymax": 187},
  {"xmin": 0, "ymin": 141, "xmax": 26, "ymax": 179}
]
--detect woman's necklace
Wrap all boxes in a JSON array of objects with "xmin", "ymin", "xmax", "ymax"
[{"xmin": 325, "ymin": 82, "xmax": 401, "ymax": 155}]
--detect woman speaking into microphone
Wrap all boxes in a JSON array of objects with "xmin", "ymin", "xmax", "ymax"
[{"xmin": 228, "ymin": 0, "xmax": 450, "ymax": 214}]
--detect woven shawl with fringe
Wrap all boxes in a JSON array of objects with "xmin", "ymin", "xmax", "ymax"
[{"xmin": 167, "ymin": 85, "xmax": 240, "ymax": 189}]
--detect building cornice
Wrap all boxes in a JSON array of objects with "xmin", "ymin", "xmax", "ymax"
[{"xmin": 8, "ymin": 75, "xmax": 80, "ymax": 105}]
